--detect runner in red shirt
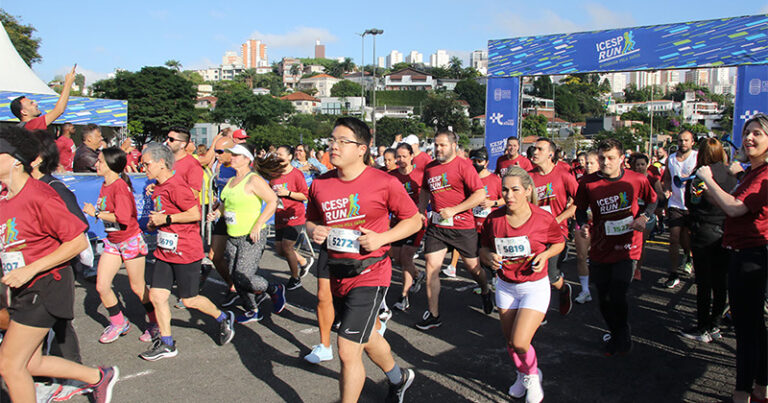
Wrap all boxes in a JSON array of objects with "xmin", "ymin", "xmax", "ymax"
[
  {"xmin": 416, "ymin": 130, "xmax": 492, "ymax": 330},
  {"xmin": 82, "ymin": 147, "xmax": 157, "ymax": 345},
  {"xmin": 529, "ymin": 137, "xmax": 579, "ymax": 316},
  {"xmin": 165, "ymin": 127, "xmax": 204, "ymax": 194},
  {"xmin": 495, "ymin": 136, "xmax": 533, "ymax": 176},
  {"xmin": 628, "ymin": 152, "xmax": 664, "ymax": 280},
  {"xmin": 695, "ymin": 114, "xmax": 768, "ymax": 401},
  {"xmin": 572, "ymin": 152, "xmax": 587, "ymax": 181},
  {"xmin": 306, "ymin": 117, "xmax": 420, "ymax": 402},
  {"xmin": 139, "ymin": 143, "xmax": 235, "ymax": 361},
  {"xmin": 469, "ymin": 147, "xmax": 503, "ymax": 233},
  {"xmin": 394, "ymin": 134, "xmax": 433, "ymax": 178},
  {"xmin": 574, "ymin": 151, "xmax": 599, "ymax": 304},
  {"xmin": 575, "ymin": 138, "xmax": 657, "ymax": 356},
  {"xmin": 56, "ymin": 123, "xmax": 76, "ymax": 172},
  {"xmin": 479, "ymin": 167, "xmax": 564, "ymax": 403},
  {"xmin": 10, "ymin": 65, "xmax": 77, "ymax": 132},
  {"xmin": 389, "ymin": 142, "xmax": 428, "ymax": 312},
  {"xmin": 0, "ymin": 126, "xmax": 119, "ymax": 402},
  {"xmin": 270, "ymin": 145, "xmax": 313, "ymax": 290}
]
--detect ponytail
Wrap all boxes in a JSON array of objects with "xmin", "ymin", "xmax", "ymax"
[{"xmin": 119, "ymin": 171, "xmax": 134, "ymax": 192}]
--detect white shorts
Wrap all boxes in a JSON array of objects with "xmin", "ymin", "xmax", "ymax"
[{"xmin": 495, "ymin": 276, "xmax": 551, "ymax": 313}]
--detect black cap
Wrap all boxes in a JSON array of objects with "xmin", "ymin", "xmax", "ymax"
[{"xmin": 469, "ymin": 147, "xmax": 488, "ymax": 161}]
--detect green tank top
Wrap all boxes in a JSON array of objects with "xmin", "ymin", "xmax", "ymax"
[{"xmin": 220, "ymin": 172, "xmax": 264, "ymax": 237}]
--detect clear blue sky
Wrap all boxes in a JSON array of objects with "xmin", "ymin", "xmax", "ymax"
[{"xmin": 3, "ymin": 1, "xmax": 767, "ymax": 85}]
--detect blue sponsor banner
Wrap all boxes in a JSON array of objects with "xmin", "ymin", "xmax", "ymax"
[
  {"xmin": 732, "ymin": 65, "xmax": 768, "ymax": 147},
  {"xmin": 489, "ymin": 14, "xmax": 768, "ymax": 77},
  {"xmin": 485, "ymin": 77, "xmax": 520, "ymax": 169}
]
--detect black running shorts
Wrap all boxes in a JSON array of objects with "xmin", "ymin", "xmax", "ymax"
[
  {"xmin": 333, "ymin": 286, "xmax": 387, "ymax": 344},
  {"xmin": 424, "ymin": 225, "xmax": 479, "ymax": 258},
  {"xmin": 9, "ymin": 267, "xmax": 75, "ymax": 328},
  {"xmin": 275, "ymin": 224, "xmax": 304, "ymax": 243},
  {"xmin": 150, "ymin": 259, "xmax": 202, "ymax": 299}
]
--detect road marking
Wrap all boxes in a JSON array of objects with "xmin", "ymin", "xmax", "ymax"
[
  {"xmin": 122, "ymin": 370, "xmax": 154, "ymax": 381},
  {"xmin": 300, "ymin": 328, "xmax": 318, "ymax": 334},
  {"xmin": 646, "ymin": 240, "xmax": 670, "ymax": 246}
]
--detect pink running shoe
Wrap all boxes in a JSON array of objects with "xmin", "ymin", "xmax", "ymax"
[
  {"xmin": 99, "ymin": 320, "xmax": 131, "ymax": 344},
  {"xmin": 139, "ymin": 323, "xmax": 160, "ymax": 343}
]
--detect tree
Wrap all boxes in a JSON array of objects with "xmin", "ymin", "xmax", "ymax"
[
  {"xmin": 521, "ymin": 114, "xmax": 548, "ymax": 138},
  {"xmin": 164, "ymin": 60, "xmax": 182, "ymax": 72},
  {"xmin": 530, "ymin": 76, "xmax": 553, "ymax": 98},
  {"xmin": 1, "ymin": 10, "xmax": 42, "ymax": 66},
  {"xmin": 454, "ymin": 79, "xmax": 486, "ymax": 117},
  {"xmin": 593, "ymin": 126, "xmax": 644, "ymax": 151},
  {"xmin": 421, "ymin": 92, "xmax": 470, "ymax": 133},
  {"xmin": 374, "ymin": 116, "xmax": 427, "ymax": 147},
  {"xmin": 210, "ymin": 82, "xmax": 293, "ymax": 128},
  {"xmin": 330, "ymin": 80, "xmax": 362, "ymax": 97},
  {"xmin": 91, "ymin": 66, "xmax": 197, "ymax": 144},
  {"xmin": 448, "ymin": 56, "xmax": 463, "ymax": 79},
  {"xmin": 180, "ymin": 70, "xmax": 204, "ymax": 85},
  {"xmin": 248, "ymin": 124, "xmax": 313, "ymax": 150}
]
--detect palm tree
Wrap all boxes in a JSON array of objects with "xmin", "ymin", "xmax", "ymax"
[
  {"xmin": 165, "ymin": 59, "xmax": 182, "ymax": 72},
  {"xmin": 289, "ymin": 64, "xmax": 301, "ymax": 88},
  {"xmin": 448, "ymin": 56, "xmax": 463, "ymax": 78}
]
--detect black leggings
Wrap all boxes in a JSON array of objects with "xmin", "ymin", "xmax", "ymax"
[
  {"xmin": 691, "ymin": 242, "xmax": 729, "ymax": 329},
  {"xmin": 729, "ymin": 246, "xmax": 768, "ymax": 392},
  {"xmin": 590, "ymin": 260, "xmax": 635, "ymax": 339}
]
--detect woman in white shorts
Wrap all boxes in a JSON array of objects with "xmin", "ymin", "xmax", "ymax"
[{"xmin": 479, "ymin": 167, "xmax": 565, "ymax": 403}]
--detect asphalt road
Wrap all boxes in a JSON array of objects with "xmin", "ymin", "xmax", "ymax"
[{"xmin": 4, "ymin": 233, "xmax": 739, "ymax": 402}]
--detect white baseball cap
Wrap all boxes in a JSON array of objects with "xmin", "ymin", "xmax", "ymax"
[
  {"xmin": 403, "ymin": 134, "xmax": 419, "ymax": 146},
  {"xmin": 225, "ymin": 144, "xmax": 254, "ymax": 161}
]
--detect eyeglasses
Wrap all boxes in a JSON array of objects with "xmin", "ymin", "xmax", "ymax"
[
  {"xmin": 214, "ymin": 149, "xmax": 226, "ymax": 154},
  {"xmin": 328, "ymin": 137, "xmax": 364, "ymax": 146}
]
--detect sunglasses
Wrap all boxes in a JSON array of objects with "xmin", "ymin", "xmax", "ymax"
[
  {"xmin": 214, "ymin": 149, "xmax": 226, "ymax": 154},
  {"xmin": 166, "ymin": 136, "xmax": 183, "ymax": 143}
]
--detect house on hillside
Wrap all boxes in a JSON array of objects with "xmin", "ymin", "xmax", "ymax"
[
  {"xmin": 383, "ymin": 68, "xmax": 435, "ymax": 91},
  {"xmin": 280, "ymin": 92, "xmax": 320, "ymax": 114},
  {"xmin": 297, "ymin": 73, "xmax": 341, "ymax": 98}
]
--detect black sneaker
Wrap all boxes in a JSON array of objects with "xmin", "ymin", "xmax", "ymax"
[
  {"xmin": 299, "ymin": 256, "xmax": 315, "ymax": 278},
  {"xmin": 139, "ymin": 339, "xmax": 178, "ymax": 361},
  {"xmin": 559, "ymin": 283, "xmax": 573, "ymax": 316},
  {"xmin": 415, "ymin": 311, "xmax": 442, "ymax": 330},
  {"xmin": 680, "ymin": 326, "xmax": 713, "ymax": 343},
  {"xmin": 393, "ymin": 295, "xmax": 410, "ymax": 312},
  {"xmin": 481, "ymin": 291, "xmax": 494, "ymax": 314},
  {"xmin": 219, "ymin": 311, "xmax": 235, "ymax": 345},
  {"xmin": 385, "ymin": 368, "xmax": 415, "ymax": 403},
  {"xmin": 90, "ymin": 366, "xmax": 119, "ymax": 403},
  {"xmin": 221, "ymin": 291, "xmax": 240, "ymax": 308},
  {"xmin": 285, "ymin": 277, "xmax": 302, "ymax": 291},
  {"xmin": 255, "ymin": 292, "xmax": 269, "ymax": 307},
  {"xmin": 664, "ymin": 273, "xmax": 680, "ymax": 289}
]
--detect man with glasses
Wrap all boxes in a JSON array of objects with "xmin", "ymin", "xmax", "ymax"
[
  {"xmin": 306, "ymin": 117, "xmax": 420, "ymax": 402},
  {"xmin": 164, "ymin": 127, "xmax": 204, "ymax": 196}
]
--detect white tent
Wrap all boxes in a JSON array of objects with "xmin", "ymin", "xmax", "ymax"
[{"xmin": 0, "ymin": 21, "xmax": 56, "ymax": 95}]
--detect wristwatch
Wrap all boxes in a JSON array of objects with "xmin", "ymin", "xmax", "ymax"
[
  {"xmin": 166, "ymin": 214, "xmax": 172, "ymax": 226},
  {"xmin": 94, "ymin": 210, "xmax": 101, "ymax": 219}
]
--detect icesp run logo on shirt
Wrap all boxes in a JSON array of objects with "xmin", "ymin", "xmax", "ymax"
[
  {"xmin": 322, "ymin": 193, "xmax": 365, "ymax": 224},
  {"xmin": 536, "ymin": 183, "xmax": 554, "ymax": 203},
  {"xmin": 154, "ymin": 197, "xmax": 163, "ymax": 212},
  {"xmin": 0, "ymin": 218, "xmax": 24, "ymax": 249},
  {"xmin": 597, "ymin": 192, "xmax": 630, "ymax": 214},
  {"xmin": 97, "ymin": 196, "xmax": 107, "ymax": 211},
  {"xmin": 428, "ymin": 173, "xmax": 451, "ymax": 193}
]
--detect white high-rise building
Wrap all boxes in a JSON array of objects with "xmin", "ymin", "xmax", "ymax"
[
  {"xmin": 630, "ymin": 71, "xmax": 660, "ymax": 88},
  {"xmin": 386, "ymin": 50, "xmax": 403, "ymax": 68},
  {"xmin": 659, "ymin": 70, "xmax": 682, "ymax": 92},
  {"xmin": 710, "ymin": 67, "xmax": 734, "ymax": 94},
  {"xmin": 430, "ymin": 50, "xmax": 449, "ymax": 68},
  {"xmin": 377, "ymin": 56, "xmax": 386, "ymax": 69},
  {"xmin": 685, "ymin": 69, "xmax": 710, "ymax": 87},
  {"xmin": 405, "ymin": 50, "xmax": 423, "ymax": 65},
  {"xmin": 601, "ymin": 72, "xmax": 627, "ymax": 93},
  {"xmin": 222, "ymin": 51, "xmax": 242, "ymax": 66},
  {"xmin": 470, "ymin": 50, "xmax": 488, "ymax": 75}
]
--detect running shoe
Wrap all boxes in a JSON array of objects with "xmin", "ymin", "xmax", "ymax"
[
  {"xmin": 508, "ymin": 370, "xmax": 543, "ymax": 399},
  {"xmin": 139, "ymin": 339, "xmax": 178, "ymax": 361},
  {"xmin": 299, "ymin": 256, "xmax": 315, "ymax": 278},
  {"xmin": 385, "ymin": 368, "xmax": 415, "ymax": 403},
  {"xmin": 174, "ymin": 298, "xmax": 186, "ymax": 310},
  {"xmin": 522, "ymin": 372, "xmax": 544, "ymax": 403},
  {"xmin": 559, "ymin": 283, "xmax": 573, "ymax": 316},
  {"xmin": 393, "ymin": 295, "xmax": 410, "ymax": 312},
  {"xmin": 98, "ymin": 320, "xmax": 131, "ymax": 344},
  {"xmin": 36, "ymin": 382, "xmax": 62, "ymax": 403},
  {"xmin": 236, "ymin": 309, "xmax": 264, "ymax": 324},
  {"xmin": 664, "ymin": 273, "xmax": 680, "ymax": 289},
  {"xmin": 255, "ymin": 292, "xmax": 269, "ymax": 307},
  {"xmin": 378, "ymin": 318, "xmax": 388, "ymax": 337},
  {"xmin": 221, "ymin": 291, "xmax": 240, "ymax": 308},
  {"xmin": 285, "ymin": 276, "xmax": 302, "ymax": 291},
  {"xmin": 410, "ymin": 271, "xmax": 426, "ymax": 294},
  {"xmin": 680, "ymin": 327, "xmax": 713, "ymax": 343},
  {"xmin": 481, "ymin": 291, "xmax": 494, "ymax": 314},
  {"xmin": 682, "ymin": 256, "xmax": 693, "ymax": 275},
  {"xmin": 709, "ymin": 326, "xmax": 722, "ymax": 340},
  {"xmin": 415, "ymin": 311, "xmax": 442, "ymax": 330},
  {"xmin": 304, "ymin": 344, "xmax": 333, "ymax": 364},
  {"xmin": 575, "ymin": 290, "xmax": 592, "ymax": 304},
  {"xmin": 441, "ymin": 265, "xmax": 457, "ymax": 278},
  {"xmin": 219, "ymin": 311, "xmax": 235, "ymax": 345},
  {"xmin": 633, "ymin": 267, "xmax": 642, "ymax": 281},
  {"xmin": 53, "ymin": 380, "xmax": 92, "ymax": 401},
  {"xmin": 139, "ymin": 323, "xmax": 159, "ymax": 343},
  {"xmin": 379, "ymin": 307, "xmax": 393, "ymax": 322},
  {"xmin": 90, "ymin": 366, "xmax": 119, "ymax": 403},
  {"xmin": 271, "ymin": 284, "xmax": 287, "ymax": 314}
]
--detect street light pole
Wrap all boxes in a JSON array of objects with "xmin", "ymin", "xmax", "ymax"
[{"xmin": 365, "ymin": 28, "xmax": 383, "ymax": 145}]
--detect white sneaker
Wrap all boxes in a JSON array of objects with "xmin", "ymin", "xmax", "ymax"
[
  {"xmin": 509, "ymin": 369, "xmax": 542, "ymax": 398},
  {"xmin": 523, "ymin": 372, "xmax": 544, "ymax": 403},
  {"xmin": 442, "ymin": 265, "xmax": 457, "ymax": 278},
  {"xmin": 304, "ymin": 344, "xmax": 333, "ymax": 364},
  {"xmin": 575, "ymin": 290, "xmax": 592, "ymax": 304}
]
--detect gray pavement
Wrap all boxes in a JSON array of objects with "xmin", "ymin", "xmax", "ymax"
[{"xmin": 6, "ymin": 234, "xmax": 738, "ymax": 402}]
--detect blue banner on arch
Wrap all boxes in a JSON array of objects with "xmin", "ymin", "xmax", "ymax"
[
  {"xmin": 732, "ymin": 65, "xmax": 768, "ymax": 147},
  {"xmin": 485, "ymin": 77, "xmax": 520, "ymax": 169}
]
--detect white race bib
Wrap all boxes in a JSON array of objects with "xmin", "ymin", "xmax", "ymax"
[
  {"xmin": 540, "ymin": 205, "xmax": 553, "ymax": 214},
  {"xmin": 224, "ymin": 211, "xmax": 237, "ymax": 225},
  {"xmin": 327, "ymin": 228, "xmax": 361, "ymax": 254},
  {"xmin": 472, "ymin": 205, "xmax": 491, "ymax": 218},
  {"xmin": 431, "ymin": 211, "xmax": 454, "ymax": 227},
  {"xmin": 1, "ymin": 251, "xmax": 26, "ymax": 276},
  {"xmin": 277, "ymin": 198, "xmax": 285, "ymax": 210},
  {"xmin": 157, "ymin": 230, "xmax": 179, "ymax": 251},
  {"xmin": 495, "ymin": 236, "xmax": 532, "ymax": 259},
  {"xmin": 604, "ymin": 216, "xmax": 634, "ymax": 236}
]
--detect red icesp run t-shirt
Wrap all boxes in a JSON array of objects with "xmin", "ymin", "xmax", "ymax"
[
  {"xmin": 151, "ymin": 174, "xmax": 204, "ymax": 264},
  {"xmin": 0, "ymin": 178, "xmax": 87, "ymax": 287},
  {"xmin": 173, "ymin": 154, "xmax": 204, "ymax": 192},
  {"xmin": 307, "ymin": 167, "xmax": 419, "ymax": 296},
  {"xmin": 529, "ymin": 167, "xmax": 579, "ymax": 237},
  {"xmin": 480, "ymin": 205, "xmax": 562, "ymax": 283},
  {"xmin": 56, "ymin": 136, "xmax": 75, "ymax": 172},
  {"xmin": 23, "ymin": 116, "xmax": 47, "ymax": 131},
  {"xmin": 575, "ymin": 170, "xmax": 656, "ymax": 263},
  {"xmin": 422, "ymin": 156, "xmax": 484, "ymax": 230},
  {"xmin": 270, "ymin": 167, "xmax": 308, "ymax": 228},
  {"xmin": 474, "ymin": 173, "xmax": 503, "ymax": 232},
  {"xmin": 98, "ymin": 179, "xmax": 141, "ymax": 243},
  {"xmin": 495, "ymin": 154, "xmax": 533, "ymax": 177},
  {"xmin": 412, "ymin": 152, "xmax": 432, "ymax": 177},
  {"xmin": 723, "ymin": 163, "xmax": 768, "ymax": 249},
  {"xmin": 389, "ymin": 168, "xmax": 424, "ymax": 205}
]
